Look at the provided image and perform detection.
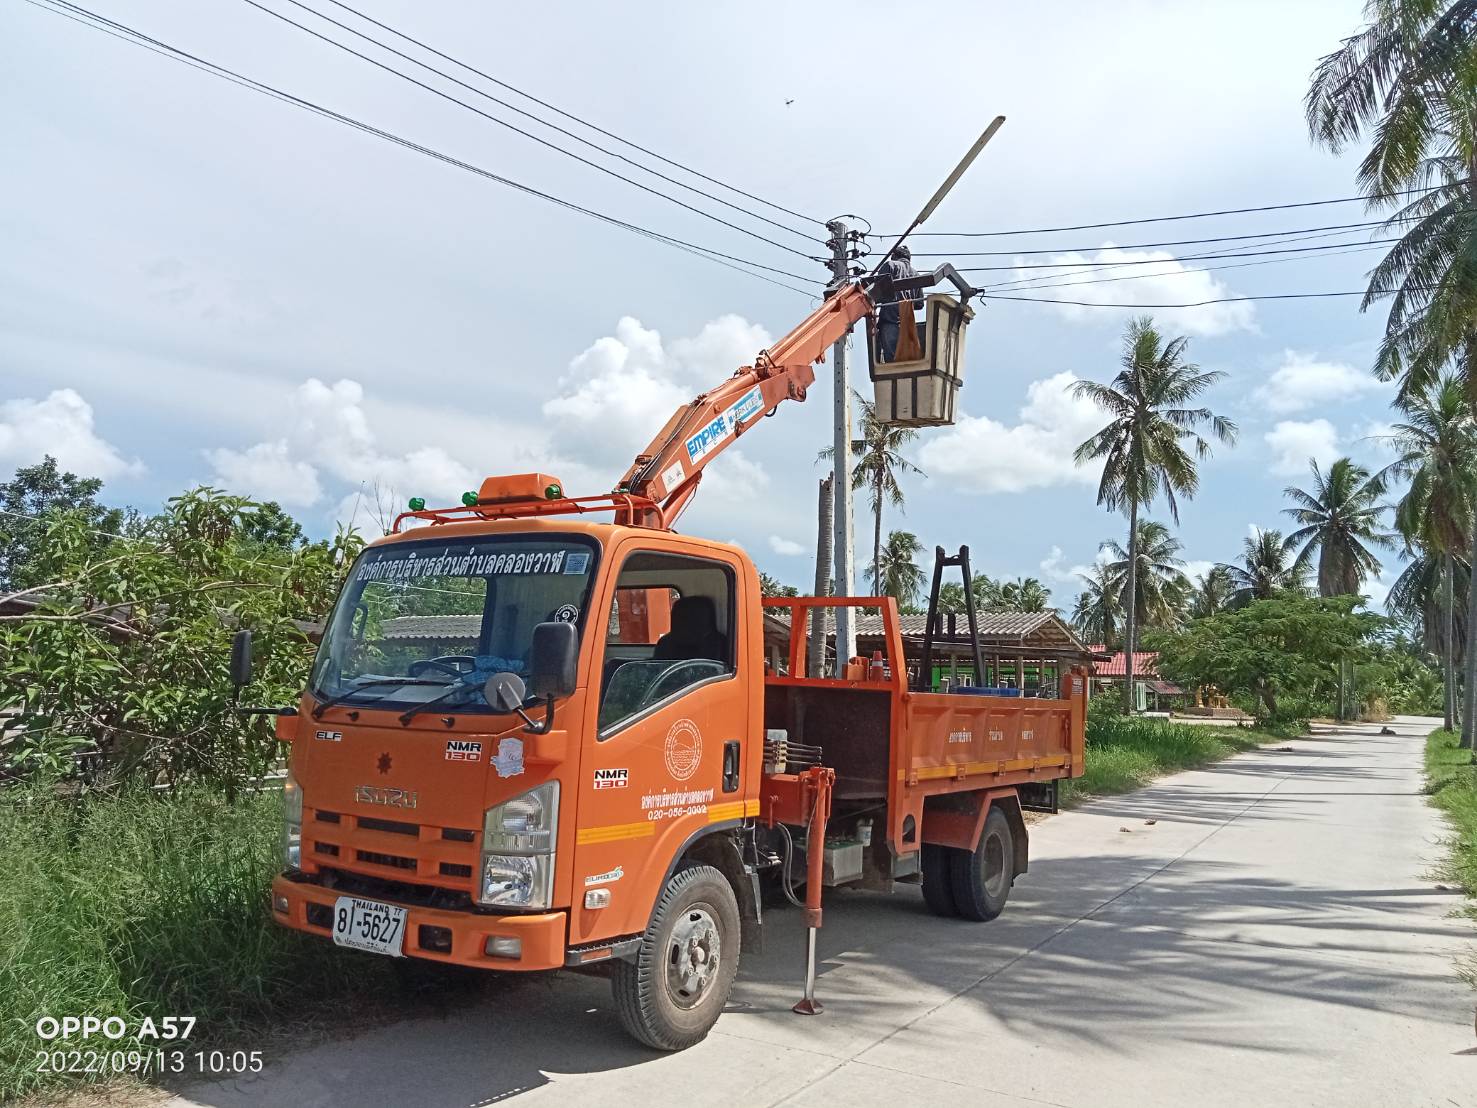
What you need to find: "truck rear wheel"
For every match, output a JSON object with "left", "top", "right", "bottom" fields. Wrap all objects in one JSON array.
[
  {"left": 950, "top": 806, "right": 1014, "bottom": 921},
  {"left": 612, "top": 863, "right": 740, "bottom": 1051},
  {"left": 920, "top": 844, "right": 959, "bottom": 917}
]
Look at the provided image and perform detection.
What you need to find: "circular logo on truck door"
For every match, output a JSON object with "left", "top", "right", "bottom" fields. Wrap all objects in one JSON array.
[{"left": 664, "top": 719, "right": 702, "bottom": 781}]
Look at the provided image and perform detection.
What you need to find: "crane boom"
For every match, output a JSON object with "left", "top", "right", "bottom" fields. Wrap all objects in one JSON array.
[{"left": 616, "top": 283, "right": 875, "bottom": 527}]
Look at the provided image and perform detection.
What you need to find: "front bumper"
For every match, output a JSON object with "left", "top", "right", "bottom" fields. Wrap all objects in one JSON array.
[{"left": 271, "top": 875, "right": 566, "bottom": 970}]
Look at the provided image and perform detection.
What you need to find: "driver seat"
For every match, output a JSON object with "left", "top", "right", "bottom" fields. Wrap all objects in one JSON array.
[{"left": 653, "top": 596, "right": 726, "bottom": 662}]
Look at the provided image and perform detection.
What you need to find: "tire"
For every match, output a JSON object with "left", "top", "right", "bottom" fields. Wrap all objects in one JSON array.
[
  {"left": 612, "top": 864, "right": 740, "bottom": 1051},
  {"left": 950, "top": 806, "right": 1014, "bottom": 922},
  {"left": 920, "top": 843, "right": 959, "bottom": 917}
]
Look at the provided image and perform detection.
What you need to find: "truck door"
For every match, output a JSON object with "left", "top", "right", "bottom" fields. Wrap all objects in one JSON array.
[{"left": 570, "top": 546, "right": 751, "bottom": 947}]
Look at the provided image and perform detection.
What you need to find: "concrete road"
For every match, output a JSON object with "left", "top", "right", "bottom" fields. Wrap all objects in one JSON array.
[{"left": 169, "top": 716, "right": 1475, "bottom": 1108}]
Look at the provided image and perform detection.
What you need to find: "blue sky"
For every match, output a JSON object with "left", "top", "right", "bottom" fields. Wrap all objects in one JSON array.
[{"left": 2, "top": 0, "right": 1406, "bottom": 608}]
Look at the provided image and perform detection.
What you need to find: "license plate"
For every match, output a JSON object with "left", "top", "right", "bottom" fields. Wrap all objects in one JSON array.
[{"left": 331, "top": 896, "right": 407, "bottom": 957}]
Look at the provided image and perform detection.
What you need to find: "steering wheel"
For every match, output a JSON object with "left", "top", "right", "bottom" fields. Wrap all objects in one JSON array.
[
  {"left": 407, "top": 654, "right": 477, "bottom": 679},
  {"left": 635, "top": 659, "right": 725, "bottom": 711}
]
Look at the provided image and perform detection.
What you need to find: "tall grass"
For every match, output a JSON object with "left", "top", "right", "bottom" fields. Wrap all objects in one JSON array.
[
  {"left": 0, "top": 786, "right": 400, "bottom": 1102},
  {"left": 1423, "top": 728, "right": 1477, "bottom": 990},
  {"left": 1062, "top": 710, "right": 1288, "bottom": 805}
]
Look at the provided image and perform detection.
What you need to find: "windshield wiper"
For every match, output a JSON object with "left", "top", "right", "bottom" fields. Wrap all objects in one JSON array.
[
  {"left": 397, "top": 681, "right": 482, "bottom": 726},
  {"left": 312, "top": 677, "right": 449, "bottom": 719}
]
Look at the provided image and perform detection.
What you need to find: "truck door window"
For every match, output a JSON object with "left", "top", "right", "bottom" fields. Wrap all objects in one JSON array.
[{"left": 598, "top": 552, "right": 735, "bottom": 735}]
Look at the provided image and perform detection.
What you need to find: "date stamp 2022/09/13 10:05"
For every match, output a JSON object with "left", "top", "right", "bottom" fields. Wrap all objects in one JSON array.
[{"left": 31, "top": 1015, "right": 264, "bottom": 1080}]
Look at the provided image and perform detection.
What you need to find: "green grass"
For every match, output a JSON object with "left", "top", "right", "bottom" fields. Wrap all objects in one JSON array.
[
  {"left": 0, "top": 785, "right": 411, "bottom": 1103},
  {"left": 1061, "top": 712, "right": 1294, "bottom": 806},
  {"left": 1423, "top": 728, "right": 1477, "bottom": 989}
]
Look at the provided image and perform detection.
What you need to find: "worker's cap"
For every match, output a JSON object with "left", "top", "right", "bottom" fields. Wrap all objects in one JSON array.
[{"left": 890, "top": 245, "right": 911, "bottom": 260}]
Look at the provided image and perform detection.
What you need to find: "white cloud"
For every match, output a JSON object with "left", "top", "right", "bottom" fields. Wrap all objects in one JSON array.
[
  {"left": 1040, "top": 543, "right": 1112, "bottom": 585},
  {"left": 1012, "top": 245, "right": 1257, "bottom": 336},
  {"left": 0, "top": 388, "right": 142, "bottom": 479},
  {"left": 768, "top": 535, "right": 806, "bottom": 556},
  {"left": 918, "top": 372, "right": 1104, "bottom": 494},
  {"left": 204, "top": 440, "right": 321, "bottom": 507},
  {"left": 542, "top": 315, "right": 773, "bottom": 469},
  {"left": 207, "top": 377, "right": 479, "bottom": 523},
  {"left": 1264, "top": 418, "right": 1339, "bottom": 476},
  {"left": 1183, "top": 559, "right": 1216, "bottom": 586},
  {"left": 1252, "top": 350, "right": 1384, "bottom": 414}
]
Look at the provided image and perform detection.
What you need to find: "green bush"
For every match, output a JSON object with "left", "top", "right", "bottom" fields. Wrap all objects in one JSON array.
[
  {"left": 1424, "top": 729, "right": 1477, "bottom": 940},
  {"left": 1064, "top": 711, "right": 1280, "bottom": 804},
  {"left": 0, "top": 786, "right": 399, "bottom": 1101}
]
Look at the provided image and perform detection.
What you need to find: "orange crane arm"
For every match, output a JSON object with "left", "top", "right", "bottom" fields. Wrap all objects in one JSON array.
[{"left": 616, "top": 283, "right": 875, "bottom": 527}]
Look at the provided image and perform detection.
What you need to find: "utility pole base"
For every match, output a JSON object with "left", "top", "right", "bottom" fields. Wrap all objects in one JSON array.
[{"left": 792, "top": 997, "right": 824, "bottom": 1015}]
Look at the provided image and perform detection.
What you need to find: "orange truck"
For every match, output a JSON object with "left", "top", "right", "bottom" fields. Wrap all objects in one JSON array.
[{"left": 234, "top": 273, "right": 1086, "bottom": 1050}]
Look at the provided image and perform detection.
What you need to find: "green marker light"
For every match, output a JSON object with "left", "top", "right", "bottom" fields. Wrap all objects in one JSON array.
[
  {"left": 544, "top": 483, "right": 563, "bottom": 500},
  {"left": 407, "top": 497, "right": 425, "bottom": 512},
  {"left": 461, "top": 491, "right": 479, "bottom": 507}
]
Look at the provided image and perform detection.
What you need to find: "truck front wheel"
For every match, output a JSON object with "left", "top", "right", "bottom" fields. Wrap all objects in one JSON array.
[
  {"left": 950, "top": 806, "right": 1014, "bottom": 921},
  {"left": 612, "top": 864, "right": 740, "bottom": 1050}
]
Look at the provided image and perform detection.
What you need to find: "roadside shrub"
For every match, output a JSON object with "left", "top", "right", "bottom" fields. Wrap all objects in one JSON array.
[
  {"left": 0, "top": 785, "right": 398, "bottom": 1101},
  {"left": 1064, "top": 713, "right": 1276, "bottom": 804}
]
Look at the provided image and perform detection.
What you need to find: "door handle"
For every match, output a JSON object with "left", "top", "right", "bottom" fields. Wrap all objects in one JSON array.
[{"left": 722, "top": 740, "right": 740, "bottom": 793}]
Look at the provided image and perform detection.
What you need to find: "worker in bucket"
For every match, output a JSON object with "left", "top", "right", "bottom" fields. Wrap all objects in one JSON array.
[{"left": 875, "top": 244, "right": 921, "bottom": 362}]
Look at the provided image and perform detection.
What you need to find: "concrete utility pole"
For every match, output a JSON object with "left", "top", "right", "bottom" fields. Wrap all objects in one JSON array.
[
  {"left": 825, "top": 218, "right": 857, "bottom": 675},
  {"left": 809, "top": 474, "right": 834, "bottom": 678}
]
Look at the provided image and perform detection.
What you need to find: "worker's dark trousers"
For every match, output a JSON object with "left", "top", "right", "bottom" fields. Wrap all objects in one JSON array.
[{"left": 877, "top": 320, "right": 899, "bottom": 362}]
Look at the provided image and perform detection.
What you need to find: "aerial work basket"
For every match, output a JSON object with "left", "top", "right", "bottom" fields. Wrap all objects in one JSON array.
[{"left": 865, "top": 292, "right": 975, "bottom": 427}]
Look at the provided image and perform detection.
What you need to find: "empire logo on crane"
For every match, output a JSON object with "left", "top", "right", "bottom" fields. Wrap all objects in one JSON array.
[{"left": 684, "top": 387, "right": 764, "bottom": 465}]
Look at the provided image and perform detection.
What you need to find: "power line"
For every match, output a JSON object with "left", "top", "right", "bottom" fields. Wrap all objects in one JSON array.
[
  {"left": 909, "top": 218, "right": 1395, "bottom": 257},
  {"left": 322, "top": 0, "right": 824, "bottom": 228},
  {"left": 26, "top": 0, "right": 815, "bottom": 297},
  {"left": 979, "top": 241, "right": 1390, "bottom": 295},
  {"left": 238, "top": 0, "right": 823, "bottom": 262},
  {"left": 886, "top": 185, "right": 1446, "bottom": 238},
  {"left": 960, "top": 237, "right": 1401, "bottom": 273},
  {"left": 979, "top": 226, "right": 1387, "bottom": 293},
  {"left": 983, "top": 290, "right": 1369, "bottom": 308},
  {"left": 264, "top": 0, "right": 820, "bottom": 245}
]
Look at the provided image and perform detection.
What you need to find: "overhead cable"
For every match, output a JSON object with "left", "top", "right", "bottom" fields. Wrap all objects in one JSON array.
[
  {"left": 238, "top": 0, "right": 822, "bottom": 262},
  {"left": 321, "top": 0, "right": 826, "bottom": 227},
  {"left": 26, "top": 0, "right": 814, "bottom": 297},
  {"left": 266, "top": 0, "right": 820, "bottom": 244},
  {"left": 887, "top": 185, "right": 1447, "bottom": 238}
]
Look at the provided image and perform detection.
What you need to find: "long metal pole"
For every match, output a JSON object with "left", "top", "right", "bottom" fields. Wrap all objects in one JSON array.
[{"left": 826, "top": 219, "right": 857, "bottom": 674}]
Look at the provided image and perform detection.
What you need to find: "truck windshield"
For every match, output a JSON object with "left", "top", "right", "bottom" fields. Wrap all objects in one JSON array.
[{"left": 309, "top": 534, "right": 599, "bottom": 712}]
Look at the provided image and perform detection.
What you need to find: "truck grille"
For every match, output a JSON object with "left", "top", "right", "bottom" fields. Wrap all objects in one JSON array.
[{"left": 307, "top": 808, "right": 480, "bottom": 895}]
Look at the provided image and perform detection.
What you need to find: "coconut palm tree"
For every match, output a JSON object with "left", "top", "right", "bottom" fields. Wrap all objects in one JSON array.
[
  {"left": 997, "top": 577, "right": 1051, "bottom": 613},
  {"left": 1306, "top": 3, "right": 1477, "bottom": 746},
  {"left": 1222, "top": 529, "right": 1306, "bottom": 607},
  {"left": 1102, "top": 519, "right": 1192, "bottom": 632},
  {"left": 820, "top": 394, "right": 924, "bottom": 595},
  {"left": 1074, "top": 322, "right": 1237, "bottom": 712},
  {"left": 1283, "top": 457, "right": 1394, "bottom": 597},
  {"left": 1072, "top": 562, "right": 1122, "bottom": 648},
  {"left": 1382, "top": 375, "right": 1477, "bottom": 728},
  {"left": 1387, "top": 552, "right": 1470, "bottom": 710},
  {"left": 865, "top": 530, "right": 926, "bottom": 607},
  {"left": 1188, "top": 564, "right": 1235, "bottom": 619}
]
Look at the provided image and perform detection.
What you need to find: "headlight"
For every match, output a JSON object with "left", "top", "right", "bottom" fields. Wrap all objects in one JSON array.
[
  {"left": 478, "top": 782, "right": 558, "bottom": 908},
  {"left": 282, "top": 772, "right": 302, "bottom": 868}
]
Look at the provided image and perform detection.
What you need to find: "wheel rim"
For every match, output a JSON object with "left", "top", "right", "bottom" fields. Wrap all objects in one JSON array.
[
  {"left": 983, "top": 832, "right": 1007, "bottom": 898},
  {"left": 665, "top": 904, "right": 721, "bottom": 1010}
]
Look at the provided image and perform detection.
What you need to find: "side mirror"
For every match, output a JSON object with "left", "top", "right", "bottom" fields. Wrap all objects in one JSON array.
[
  {"left": 230, "top": 629, "right": 254, "bottom": 690},
  {"left": 529, "top": 621, "right": 578, "bottom": 699},
  {"left": 483, "top": 672, "right": 527, "bottom": 713}
]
